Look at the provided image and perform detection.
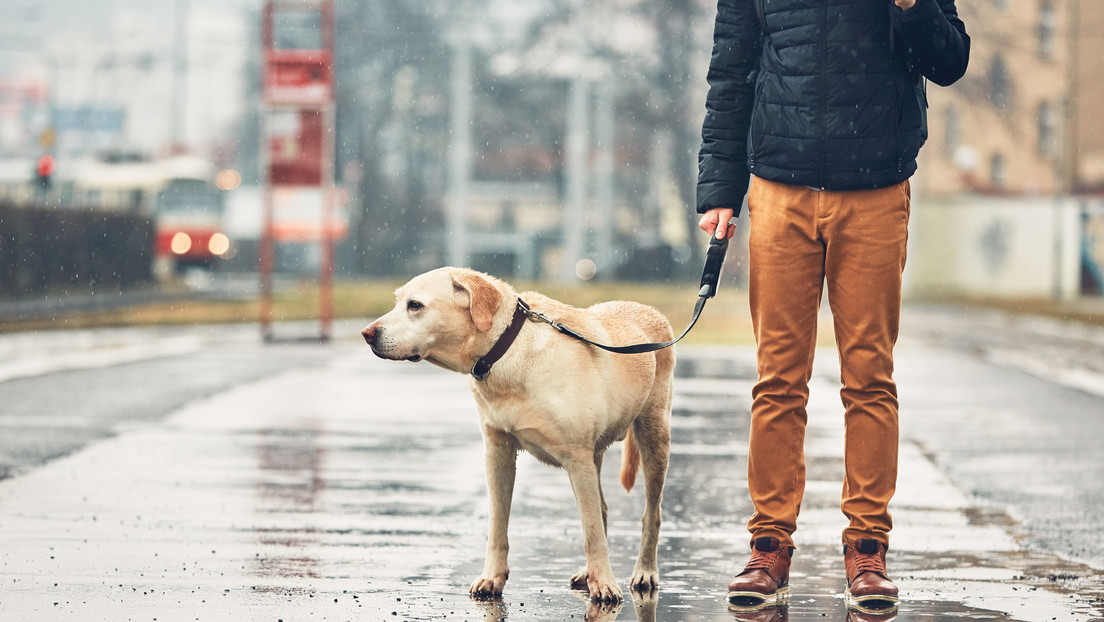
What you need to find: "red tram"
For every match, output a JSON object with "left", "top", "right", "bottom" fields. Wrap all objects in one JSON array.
[{"left": 4, "top": 155, "right": 233, "bottom": 277}]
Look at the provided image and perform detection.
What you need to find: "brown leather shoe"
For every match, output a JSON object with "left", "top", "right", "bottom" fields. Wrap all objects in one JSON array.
[
  {"left": 727, "top": 536, "right": 793, "bottom": 608},
  {"left": 843, "top": 539, "right": 899, "bottom": 611}
]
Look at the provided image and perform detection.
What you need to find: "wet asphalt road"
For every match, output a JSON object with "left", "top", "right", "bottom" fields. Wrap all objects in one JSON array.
[{"left": 0, "top": 310, "right": 1103, "bottom": 621}]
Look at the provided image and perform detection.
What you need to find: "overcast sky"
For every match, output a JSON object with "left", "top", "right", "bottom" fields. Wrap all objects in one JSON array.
[
  {"left": 1, "top": 0, "right": 259, "bottom": 74},
  {"left": 1, "top": 0, "right": 259, "bottom": 154},
  {"left": 4, "top": 0, "right": 258, "bottom": 36}
]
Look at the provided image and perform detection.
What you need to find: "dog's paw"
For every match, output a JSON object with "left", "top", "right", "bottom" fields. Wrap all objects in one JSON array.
[
  {"left": 469, "top": 574, "right": 507, "bottom": 599},
  {"left": 584, "top": 597, "right": 624, "bottom": 622},
  {"left": 628, "top": 565, "right": 659, "bottom": 591},
  {"left": 570, "top": 569, "right": 623, "bottom": 602},
  {"left": 588, "top": 577, "right": 623, "bottom": 603}
]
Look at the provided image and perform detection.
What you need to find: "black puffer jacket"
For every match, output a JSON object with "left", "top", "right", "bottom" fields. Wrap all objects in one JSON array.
[{"left": 696, "top": 0, "right": 970, "bottom": 215}]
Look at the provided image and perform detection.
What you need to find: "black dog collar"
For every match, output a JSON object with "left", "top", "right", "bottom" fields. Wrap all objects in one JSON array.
[{"left": 470, "top": 298, "right": 530, "bottom": 381}]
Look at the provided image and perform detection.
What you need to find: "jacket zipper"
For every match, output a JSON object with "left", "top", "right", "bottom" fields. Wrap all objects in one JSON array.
[
  {"left": 895, "top": 87, "right": 903, "bottom": 174},
  {"left": 817, "top": 0, "right": 828, "bottom": 188},
  {"left": 891, "top": 3, "right": 903, "bottom": 173},
  {"left": 748, "top": 70, "right": 762, "bottom": 171}
]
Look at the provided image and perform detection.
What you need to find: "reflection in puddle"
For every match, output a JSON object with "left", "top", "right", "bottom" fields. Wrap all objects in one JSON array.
[
  {"left": 728, "top": 604, "right": 790, "bottom": 622},
  {"left": 468, "top": 586, "right": 660, "bottom": 622},
  {"left": 253, "top": 425, "right": 325, "bottom": 580},
  {"left": 628, "top": 587, "right": 659, "bottom": 622},
  {"left": 845, "top": 605, "right": 898, "bottom": 621},
  {"left": 470, "top": 596, "right": 509, "bottom": 621}
]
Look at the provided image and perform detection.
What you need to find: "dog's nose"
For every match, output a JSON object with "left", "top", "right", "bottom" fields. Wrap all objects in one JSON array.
[{"left": 361, "top": 324, "right": 377, "bottom": 345}]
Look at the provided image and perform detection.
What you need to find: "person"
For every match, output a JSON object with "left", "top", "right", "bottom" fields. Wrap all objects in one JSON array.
[{"left": 695, "top": 0, "right": 969, "bottom": 611}]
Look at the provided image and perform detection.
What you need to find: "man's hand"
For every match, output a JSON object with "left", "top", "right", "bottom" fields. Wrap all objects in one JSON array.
[
  {"left": 698, "top": 207, "right": 736, "bottom": 240},
  {"left": 895, "top": 0, "right": 916, "bottom": 10}
]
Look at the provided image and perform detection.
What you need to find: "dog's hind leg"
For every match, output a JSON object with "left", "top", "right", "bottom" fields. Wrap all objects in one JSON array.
[
  {"left": 563, "top": 450, "right": 622, "bottom": 602},
  {"left": 629, "top": 385, "right": 672, "bottom": 590}
]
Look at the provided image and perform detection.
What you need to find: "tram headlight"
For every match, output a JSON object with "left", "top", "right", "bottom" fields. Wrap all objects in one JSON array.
[
  {"left": 170, "top": 232, "right": 192, "bottom": 255},
  {"left": 208, "top": 232, "right": 231, "bottom": 256}
]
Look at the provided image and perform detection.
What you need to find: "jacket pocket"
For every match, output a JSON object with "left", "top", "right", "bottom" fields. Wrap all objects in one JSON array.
[{"left": 896, "top": 73, "right": 927, "bottom": 170}]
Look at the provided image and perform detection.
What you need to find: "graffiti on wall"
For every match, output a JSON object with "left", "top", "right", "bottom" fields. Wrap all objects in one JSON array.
[
  {"left": 1083, "top": 202, "right": 1104, "bottom": 296},
  {"left": 981, "top": 218, "right": 1011, "bottom": 277}
]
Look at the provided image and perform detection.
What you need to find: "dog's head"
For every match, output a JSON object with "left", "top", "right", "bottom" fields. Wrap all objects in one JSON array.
[{"left": 362, "top": 267, "right": 508, "bottom": 373}]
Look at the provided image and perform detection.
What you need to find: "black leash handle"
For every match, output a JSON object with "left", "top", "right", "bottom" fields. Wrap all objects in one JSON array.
[
  {"left": 699, "top": 233, "right": 729, "bottom": 298},
  {"left": 535, "top": 234, "right": 729, "bottom": 354}
]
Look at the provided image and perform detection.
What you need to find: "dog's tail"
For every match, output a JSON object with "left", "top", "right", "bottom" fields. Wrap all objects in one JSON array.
[{"left": 620, "top": 426, "right": 641, "bottom": 494}]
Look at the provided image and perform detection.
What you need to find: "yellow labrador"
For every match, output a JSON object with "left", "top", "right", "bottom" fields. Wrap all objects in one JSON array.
[{"left": 362, "top": 267, "right": 673, "bottom": 602}]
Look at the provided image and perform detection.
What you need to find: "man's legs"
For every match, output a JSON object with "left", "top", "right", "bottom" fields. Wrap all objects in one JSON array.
[{"left": 734, "top": 177, "right": 908, "bottom": 608}]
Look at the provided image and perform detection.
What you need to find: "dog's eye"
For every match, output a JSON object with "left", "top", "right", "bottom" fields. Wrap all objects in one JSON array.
[{"left": 406, "top": 299, "right": 424, "bottom": 312}]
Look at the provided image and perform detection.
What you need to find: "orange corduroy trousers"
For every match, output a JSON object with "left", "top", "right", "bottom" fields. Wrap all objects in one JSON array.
[{"left": 745, "top": 175, "right": 910, "bottom": 550}]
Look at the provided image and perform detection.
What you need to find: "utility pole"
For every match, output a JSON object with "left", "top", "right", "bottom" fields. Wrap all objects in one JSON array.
[
  {"left": 172, "top": 0, "right": 189, "bottom": 148},
  {"left": 594, "top": 76, "right": 615, "bottom": 280},
  {"left": 260, "top": 0, "right": 336, "bottom": 342},
  {"left": 446, "top": 35, "right": 472, "bottom": 268},
  {"left": 563, "top": 76, "right": 590, "bottom": 282}
]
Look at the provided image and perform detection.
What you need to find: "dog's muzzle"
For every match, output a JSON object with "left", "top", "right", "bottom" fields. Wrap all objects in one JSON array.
[{"left": 362, "top": 323, "right": 421, "bottom": 362}]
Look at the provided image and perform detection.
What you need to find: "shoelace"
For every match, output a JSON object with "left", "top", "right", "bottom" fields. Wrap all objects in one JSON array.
[
  {"left": 852, "top": 550, "right": 886, "bottom": 575},
  {"left": 746, "top": 548, "right": 783, "bottom": 572}
]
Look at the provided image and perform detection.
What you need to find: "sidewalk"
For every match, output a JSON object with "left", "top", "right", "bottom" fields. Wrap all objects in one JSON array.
[{"left": 1, "top": 336, "right": 1101, "bottom": 621}]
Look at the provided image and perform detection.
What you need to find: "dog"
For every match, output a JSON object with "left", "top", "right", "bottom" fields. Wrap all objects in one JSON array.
[{"left": 361, "top": 267, "right": 674, "bottom": 602}]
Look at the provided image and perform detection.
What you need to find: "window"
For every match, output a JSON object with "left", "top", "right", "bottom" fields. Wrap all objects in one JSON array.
[
  {"left": 989, "top": 56, "right": 1011, "bottom": 109},
  {"left": 1039, "top": 1, "right": 1056, "bottom": 60},
  {"left": 1037, "top": 100, "right": 1059, "bottom": 159}
]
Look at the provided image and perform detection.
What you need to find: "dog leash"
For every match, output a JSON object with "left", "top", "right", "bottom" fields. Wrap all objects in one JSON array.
[
  {"left": 471, "top": 235, "right": 728, "bottom": 380},
  {"left": 527, "top": 234, "right": 728, "bottom": 354}
]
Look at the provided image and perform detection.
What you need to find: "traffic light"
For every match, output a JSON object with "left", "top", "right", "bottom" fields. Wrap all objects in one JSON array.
[{"left": 35, "top": 154, "right": 55, "bottom": 197}]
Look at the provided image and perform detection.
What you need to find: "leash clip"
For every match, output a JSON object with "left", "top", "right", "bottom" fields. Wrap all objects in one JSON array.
[{"left": 524, "top": 307, "right": 554, "bottom": 325}]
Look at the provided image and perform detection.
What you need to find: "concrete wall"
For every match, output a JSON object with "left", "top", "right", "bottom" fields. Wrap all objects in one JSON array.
[{"left": 906, "top": 195, "right": 1082, "bottom": 300}]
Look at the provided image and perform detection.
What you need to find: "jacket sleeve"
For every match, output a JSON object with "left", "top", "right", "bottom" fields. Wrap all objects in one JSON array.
[
  {"left": 893, "top": 0, "right": 970, "bottom": 87},
  {"left": 696, "top": 0, "right": 763, "bottom": 216}
]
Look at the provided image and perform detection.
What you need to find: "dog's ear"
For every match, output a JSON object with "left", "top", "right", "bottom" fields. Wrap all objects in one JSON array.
[{"left": 451, "top": 272, "right": 501, "bottom": 333}]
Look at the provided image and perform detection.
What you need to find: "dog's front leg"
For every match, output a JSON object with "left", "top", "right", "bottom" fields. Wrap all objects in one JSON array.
[
  {"left": 564, "top": 453, "right": 622, "bottom": 602},
  {"left": 470, "top": 428, "right": 518, "bottom": 598}
]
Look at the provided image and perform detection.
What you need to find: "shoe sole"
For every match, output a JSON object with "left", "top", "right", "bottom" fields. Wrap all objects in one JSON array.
[
  {"left": 727, "top": 586, "right": 790, "bottom": 611},
  {"left": 845, "top": 588, "right": 899, "bottom": 613}
]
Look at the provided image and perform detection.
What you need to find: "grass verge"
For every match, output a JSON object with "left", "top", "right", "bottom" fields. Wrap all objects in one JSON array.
[{"left": 2, "top": 278, "right": 759, "bottom": 346}]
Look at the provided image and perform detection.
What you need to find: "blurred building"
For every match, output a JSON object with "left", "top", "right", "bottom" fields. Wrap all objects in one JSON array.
[
  {"left": 0, "top": 80, "right": 49, "bottom": 157},
  {"left": 0, "top": 5, "right": 248, "bottom": 161},
  {"left": 905, "top": 0, "right": 1104, "bottom": 301},
  {"left": 917, "top": 0, "right": 1104, "bottom": 198},
  {"left": 1068, "top": 1, "right": 1104, "bottom": 194}
]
